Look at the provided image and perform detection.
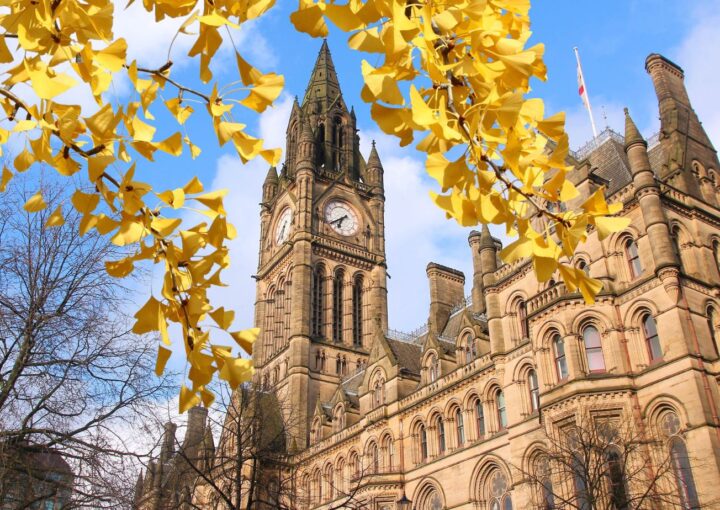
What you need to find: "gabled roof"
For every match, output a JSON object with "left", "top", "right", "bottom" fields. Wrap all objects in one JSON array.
[{"left": 385, "top": 338, "right": 422, "bottom": 376}]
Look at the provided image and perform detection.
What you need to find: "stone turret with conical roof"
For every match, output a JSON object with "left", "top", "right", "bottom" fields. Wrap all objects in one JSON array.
[
  {"left": 624, "top": 108, "right": 679, "bottom": 296},
  {"left": 365, "top": 140, "right": 384, "bottom": 189},
  {"left": 262, "top": 166, "right": 278, "bottom": 203}
]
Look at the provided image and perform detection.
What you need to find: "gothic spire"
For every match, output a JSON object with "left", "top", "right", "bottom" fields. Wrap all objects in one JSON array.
[
  {"left": 301, "top": 39, "right": 344, "bottom": 112},
  {"left": 624, "top": 107, "right": 646, "bottom": 150}
]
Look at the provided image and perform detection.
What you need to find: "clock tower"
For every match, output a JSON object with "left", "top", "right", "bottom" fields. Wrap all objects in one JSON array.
[{"left": 253, "top": 41, "right": 388, "bottom": 449}]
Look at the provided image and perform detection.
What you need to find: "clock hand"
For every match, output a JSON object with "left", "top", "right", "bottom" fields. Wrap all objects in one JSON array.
[
  {"left": 330, "top": 215, "right": 348, "bottom": 226},
  {"left": 279, "top": 224, "right": 286, "bottom": 240}
]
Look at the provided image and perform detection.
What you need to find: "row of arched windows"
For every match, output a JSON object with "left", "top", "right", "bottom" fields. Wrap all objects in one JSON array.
[
  {"left": 301, "top": 406, "right": 700, "bottom": 510},
  {"left": 547, "top": 312, "right": 663, "bottom": 383},
  {"left": 413, "top": 388, "right": 508, "bottom": 464},
  {"left": 310, "top": 265, "right": 367, "bottom": 348},
  {"left": 263, "top": 276, "right": 292, "bottom": 362}
]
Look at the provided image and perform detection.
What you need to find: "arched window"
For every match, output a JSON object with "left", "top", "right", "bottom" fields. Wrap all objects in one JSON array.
[
  {"left": 352, "top": 275, "right": 364, "bottom": 346},
  {"left": 419, "top": 488, "right": 443, "bottom": 510},
  {"left": 419, "top": 424, "right": 428, "bottom": 461},
  {"left": 324, "top": 464, "right": 334, "bottom": 501},
  {"left": 528, "top": 369, "right": 539, "bottom": 412},
  {"left": 462, "top": 332, "right": 477, "bottom": 364},
  {"left": 606, "top": 448, "right": 629, "bottom": 510},
  {"left": 334, "top": 405, "right": 345, "bottom": 433},
  {"left": 496, "top": 389, "right": 507, "bottom": 430},
  {"left": 333, "top": 268, "right": 344, "bottom": 343},
  {"left": 707, "top": 306, "right": 720, "bottom": 357},
  {"left": 314, "top": 470, "right": 322, "bottom": 503},
  {"left": 283, "top": 278, "right": 292, "bottom": 344},
  {"left": 518, "top": 300, "right": 528, "bottom": 339},
  {"left": 311, "top": 265, "right": 325, "bottom": 338},
  {"left": 488, "top": 471, "right": 512, "bottom": 510},
  {"left": 642, "top": 314, "right": 663, "bottom": 362},
  {"left": 455, "top": 407, "right": 465, "bottom": 446},
  {"left": 475, "top": 399, "right": 485, "bottom": 439},
  {"left": 553, "top": 333, "right": 569, "bottom": 380},
  {"left": 578, "top": 259, "right": 590, "bottom": 276},
  {"left": 670, "top": 438, "right": 700, "bottom": 509},
  {"left": 582, "top": 325, "right": 606, "bottom": 373},
  {"left": 427, "top": 353, "right": 439, "bottom": 383},
  {"left": 625, "top": 238, "right": 642, "bottom": 279},
  {"left": 382, "top": 435, "right": 394, "bottom": 471},
  {"left": 372, "top": 377, "right": 384, "bottom": 408},
  {"left": 368, "top": 442, "right": 379, "bottom": 474},
  {"left": 535, "top": 457, "right": 554, "bottom": 510},
  {"left": 263, "top": 287, "right": 276, "bottom": 361},
  {"left": 335, "top": 459, "right": 345, "bottom": 494},
  {"left": 713, "top": 240, "right": 720, "bottom": 274},
  {"left": 350, "top": 451, "right": 360, "bottom": 480},
  {"left": 436, "top": 416, "right": 446, "bottom": 455}
]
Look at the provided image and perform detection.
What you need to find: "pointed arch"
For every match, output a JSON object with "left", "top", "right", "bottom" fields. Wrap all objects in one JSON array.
[{"left": 333, "top": 267, "right": 345, "bottom": 343}]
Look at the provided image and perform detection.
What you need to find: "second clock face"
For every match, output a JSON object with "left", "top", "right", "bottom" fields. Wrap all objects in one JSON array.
[
  {"left": 324, "top": 200, "right": 359, "bottom": 236},
  {"left": 275, "top": 208, "right": 293, "bottom": 245}
]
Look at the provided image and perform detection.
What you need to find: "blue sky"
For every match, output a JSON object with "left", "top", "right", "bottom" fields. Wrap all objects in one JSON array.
[{"left": 107, "top": 0, "right": 720, "bottom": 340}]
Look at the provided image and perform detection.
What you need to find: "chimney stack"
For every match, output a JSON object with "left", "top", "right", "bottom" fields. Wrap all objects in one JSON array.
[{"left": 426, "top": 263, "right": 465, "bottom": 335}]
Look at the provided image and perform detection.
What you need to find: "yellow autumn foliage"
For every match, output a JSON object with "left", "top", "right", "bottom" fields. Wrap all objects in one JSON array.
[{"left": 0, "top": 0, "right": 628, "bottom": 411}]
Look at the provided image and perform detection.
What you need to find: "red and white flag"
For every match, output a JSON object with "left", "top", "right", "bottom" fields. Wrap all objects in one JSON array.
[
  {"left": 577, "top": 65, "right": 590, "bottom": 110},
  {"left": 574, "top": 47, "right": 598, "bottom": 138}
]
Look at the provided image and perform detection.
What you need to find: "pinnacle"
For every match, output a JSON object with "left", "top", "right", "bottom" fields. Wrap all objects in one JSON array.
[
  {"left": 480, "top": 224, "right": 495, "bottom": 249},
  {"left": 367, "top": 140, "right": 383, "bottom": 169},
  {"left": 623, "top": 107, "right": 646, "bottom": 151},
  {"left": 264, "top": 165, "right": 278, "bottom": 184}
]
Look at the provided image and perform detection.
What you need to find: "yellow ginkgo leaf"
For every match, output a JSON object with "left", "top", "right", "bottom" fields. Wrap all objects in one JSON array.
[
  {"left": 230, "top": 328, "right": 259, "bottom": 354},
  {"left": 132, "top": 296, "right": 162, "bottom": 334},
  {"left": 0, "top": 166, "right": 13, "bottom": 191},
  {"left": 179, "top": 385, "right": 201, "bottom": 413},
  {"left": 45, "top": 206, "right": 65, "bottom": 227},
  {"left": 24, "top": 191, "right": 46, "bottom": 212},
  {"left": 105, "top": 257, "right": 134, "bottom": 278},
  {"left": 210, "top": 307, "right": 235, "bottom": 329},
  {"left": 155, "top": 346, "right": 172, "bottom": 376}
]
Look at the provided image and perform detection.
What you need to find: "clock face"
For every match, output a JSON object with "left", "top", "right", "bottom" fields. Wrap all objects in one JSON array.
[
  {"left": 324, "top": 200, "right": 359, "bottom": 236},
  {"left": 274, "top": 208, "right": 293, "bottom": 245}
]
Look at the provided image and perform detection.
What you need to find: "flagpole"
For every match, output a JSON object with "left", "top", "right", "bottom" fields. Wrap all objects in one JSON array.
[{"left": 574, "top": 46, "right": 599, "bottom": 139}]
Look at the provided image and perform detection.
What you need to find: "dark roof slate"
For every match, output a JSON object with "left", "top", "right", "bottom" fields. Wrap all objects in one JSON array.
[{"left": 386, "top": 338, "right": 422, "bottom": 376}]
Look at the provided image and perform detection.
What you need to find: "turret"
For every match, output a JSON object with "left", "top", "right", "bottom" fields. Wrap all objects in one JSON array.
[
  {"left": 468, "top": 230, "right": 486, "bottom": 314},
  {"left": 295, "top": 117, "right": 316, "bottom": 175},
  {"left": 426, "top": 263, "right": 465, "bottom": 335},
  {"left": 365, "top": 141, "right": 384, "bottom": 189},
  {"left": 625, "top": 108, "right": 680, "bottom": 298},
  {"left": 134, "top": 471, "right": 144, "bottom": 506},
  {"left": 645, "top": 54, "right": 718, "bottom": 196},
  {"left": 159, "top": 421, "right": 176, "bottom": 463},
  {"left": 262, "top": 166, "right": 278, "bottom": 203},
  {"left": 184, "top": 405, "right": 208, "bottom": 453},
  {"left": 478, "top": 225, "right": 505, "bottom": 355}
]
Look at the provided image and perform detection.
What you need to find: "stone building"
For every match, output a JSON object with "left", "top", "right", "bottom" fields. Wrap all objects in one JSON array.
[
  {"left": 135, "top": 406, "right": 216, "bottom": 509},
  {"left": 159, "top": 42, "right": 720, "bottom": 509}
]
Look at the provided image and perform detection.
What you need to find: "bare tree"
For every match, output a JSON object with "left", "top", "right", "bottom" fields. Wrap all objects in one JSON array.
[
  {"left": 519, "top": 412, "right": 707, "bottom": 510},
  {"left": 138, "top": 383, "right": 370, "bottom": 510},
  {"left": 0, "top": 178, "right": 173, "bottom": 509}
]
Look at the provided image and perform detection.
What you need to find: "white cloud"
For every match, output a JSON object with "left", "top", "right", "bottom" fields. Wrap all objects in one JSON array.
[{"left": 673, "top": 1, "right": 720, "bottom": 147}]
